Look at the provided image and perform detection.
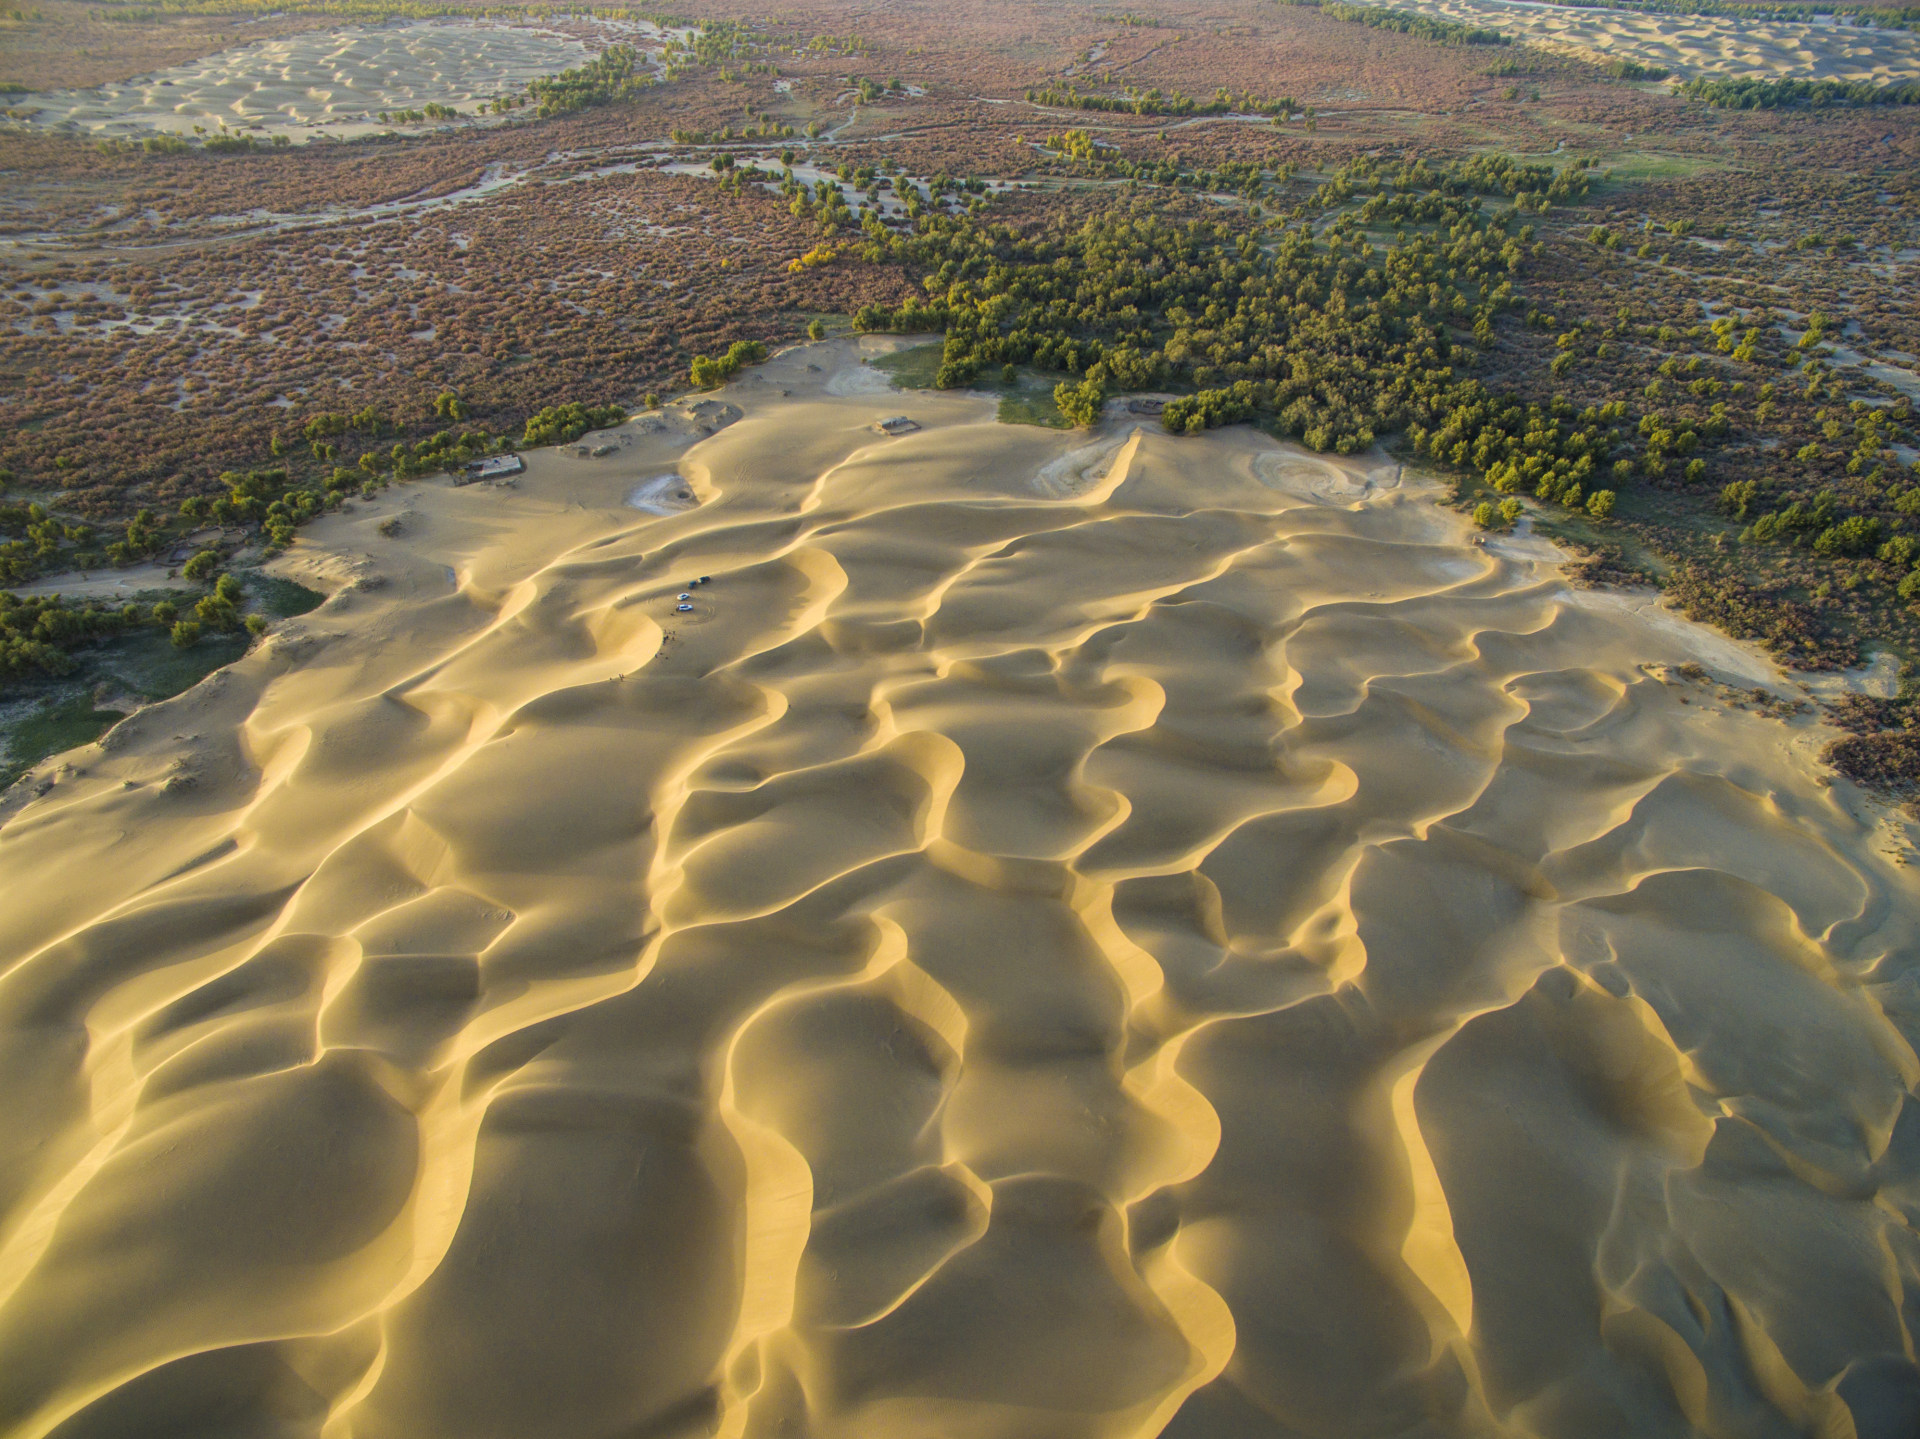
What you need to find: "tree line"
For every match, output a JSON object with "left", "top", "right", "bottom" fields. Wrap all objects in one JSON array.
[
  {"left": 1026, "top": 82, "right": 1300, "bottom": 118},
  {"left": 1304, "top": 1, "right": 1511, "bottom": 47},
  {"left": 1677, "top": 75, "right": 1920, "bottom": 108}
]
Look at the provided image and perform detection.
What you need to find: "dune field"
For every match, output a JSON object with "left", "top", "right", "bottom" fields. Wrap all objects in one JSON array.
[
  {"left": 1371, "top": 0, "right": 1920, "bottom": 82},
  {"left": 19, "top": 22, "right": 601, "bottom": 142},
  {"left": 0, "top": 340, "right": 1916, "bottom": 1438}
]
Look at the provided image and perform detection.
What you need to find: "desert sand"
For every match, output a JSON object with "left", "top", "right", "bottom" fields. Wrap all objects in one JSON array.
[
  {"left": 1378, "top": 0, "right": 1920, "bottom": 82},
  {"left": 20, "top": 21, "right": 598, "bottom": 142},
  {"left": 0, "top": 339, "right": 1915, "bottom": 1438}
]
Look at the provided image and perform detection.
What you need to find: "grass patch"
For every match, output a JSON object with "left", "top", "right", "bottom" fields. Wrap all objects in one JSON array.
[
  {"left": 0, "top": 694, "right": 126, "bottom": 789},
  {"left": 795, "top": 310, "right": 851, "bottom": 336},
  {"left": 870, "top": 342, "right": 944, "bottom": 389},
  {"left": 1528, "top": 506, "right": 1672, "bottom": 580},
  {"left": 94, "top": 628, "right": 249, "bottom": 699},
  {"left": 1594, "top": 152, "right": 1731, "bottom": 185},
  {"left": 247, "top": 573, "right": 325, "bottom": 618},
  {"left": 1, "top": 627, "right": 249, "bottom": 789},
  {"left": 870, "top": 347, "right": 1071, "bottom": 425},
  {"left": 997, "top": 383, "right": 1072, "bottom": 429}
]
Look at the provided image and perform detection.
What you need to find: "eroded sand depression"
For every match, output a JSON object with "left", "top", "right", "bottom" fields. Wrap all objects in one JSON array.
[{"left": 1, "top": 342, "right": 1917, "bottom": 1439}]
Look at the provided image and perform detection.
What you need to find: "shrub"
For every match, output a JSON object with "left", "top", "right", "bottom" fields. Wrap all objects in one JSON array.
[
  {"left": 689, "top": 340, "right": 770, "bottom": 389},
  {"left": 522, "top": 401, "right": 627, "bottom": 446},
  {"left": 1054, "top": 377, "right": 1106, "bottom": 428},
  {"left": 182, "top": 550, "right": 219, "bottom": 582},
  {"left": 1879, "top": 536, "right": 1918, "bottom": 569},
  {"left": 170, "top": 620, "right": 202, "bottom": 648},
  {"left": 1813, "top": 516, "right": 1882, "bottom": 556}
]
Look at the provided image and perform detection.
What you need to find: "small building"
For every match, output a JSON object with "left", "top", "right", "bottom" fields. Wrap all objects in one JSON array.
[
  {"left": 458, "top": 454, "right": 525, "bottom": 484},
  {"left": 1125, "top": 398, "right": 1167, "bottom": 416},
  {"left": 874, "top": 415, "right": 918, "bottom": 435}
]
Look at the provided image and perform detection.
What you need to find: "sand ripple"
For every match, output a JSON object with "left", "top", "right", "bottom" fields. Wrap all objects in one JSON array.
[{"left": 1, "top": 373, "right": 1916, "bottom": 1437}]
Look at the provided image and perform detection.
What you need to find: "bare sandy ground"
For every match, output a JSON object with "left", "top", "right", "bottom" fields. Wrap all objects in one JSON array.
[
  {"left": 0, "top": 338, "right": 1916, "bottom": 1438},
  {"left": 19, "top": 21, "right": 597, "bottom": 143},
  {"left": 1380, "top": 0, "right": 1920, "bottom": 81}
]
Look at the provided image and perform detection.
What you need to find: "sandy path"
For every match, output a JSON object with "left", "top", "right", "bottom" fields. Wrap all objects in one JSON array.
[{"left": 0, "top": 339, "right": 1915, "bottom": 1437}]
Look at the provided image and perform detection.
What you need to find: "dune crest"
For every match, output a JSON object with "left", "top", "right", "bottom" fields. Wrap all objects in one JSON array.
[{"left": 0, "top": 344, "right": 1916, "bottom": 1438}]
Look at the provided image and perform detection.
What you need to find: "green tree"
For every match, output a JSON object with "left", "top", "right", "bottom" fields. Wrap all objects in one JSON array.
[
  {"left": 689, "top": 340, "right": 770, "bottom": 389},
  {"left": 1813, "top": 516, "right": 1881, "bottom": 556},
  {"left": 1054, "top": 377, "right": 1105, "bottom": 428}
]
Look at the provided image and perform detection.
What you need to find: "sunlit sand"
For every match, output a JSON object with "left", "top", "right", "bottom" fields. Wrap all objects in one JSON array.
[{"left": 0, "top": 340, "right": 1911, "bottom": 1436}]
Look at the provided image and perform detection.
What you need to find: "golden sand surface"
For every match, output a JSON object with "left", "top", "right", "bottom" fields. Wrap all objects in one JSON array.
[
  {"left": 1, "top": 339, "right": 1917, "bottom": 1438},
  {"left": 1378, "top": 0, "right": 1920, "bottom": 82}
]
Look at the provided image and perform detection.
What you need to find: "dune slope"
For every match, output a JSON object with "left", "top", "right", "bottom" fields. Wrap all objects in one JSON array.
[{"left": 0, "top": 345, "right": 1916, "bottom": 1439}]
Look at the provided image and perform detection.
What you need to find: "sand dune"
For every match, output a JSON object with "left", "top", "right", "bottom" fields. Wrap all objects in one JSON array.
[
  {"left": 1, "top": 339, "right": 1916, "bottom": 1438},
  {"left": 1378, "top": 0, "right": 1920, "bottom": 82},
  {"left": 21, "top": 22, "right": 598, "bottom": 142}
]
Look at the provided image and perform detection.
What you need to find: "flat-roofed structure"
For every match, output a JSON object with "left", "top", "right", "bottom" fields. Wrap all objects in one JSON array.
[{"left": 458, "top": 454, "right": 526, "bottom": 484}]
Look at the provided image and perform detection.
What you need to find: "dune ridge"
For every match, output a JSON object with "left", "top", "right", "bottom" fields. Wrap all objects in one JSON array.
[{"left": 0, "top": 343, "right": 1916, "bottom": 1439}]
